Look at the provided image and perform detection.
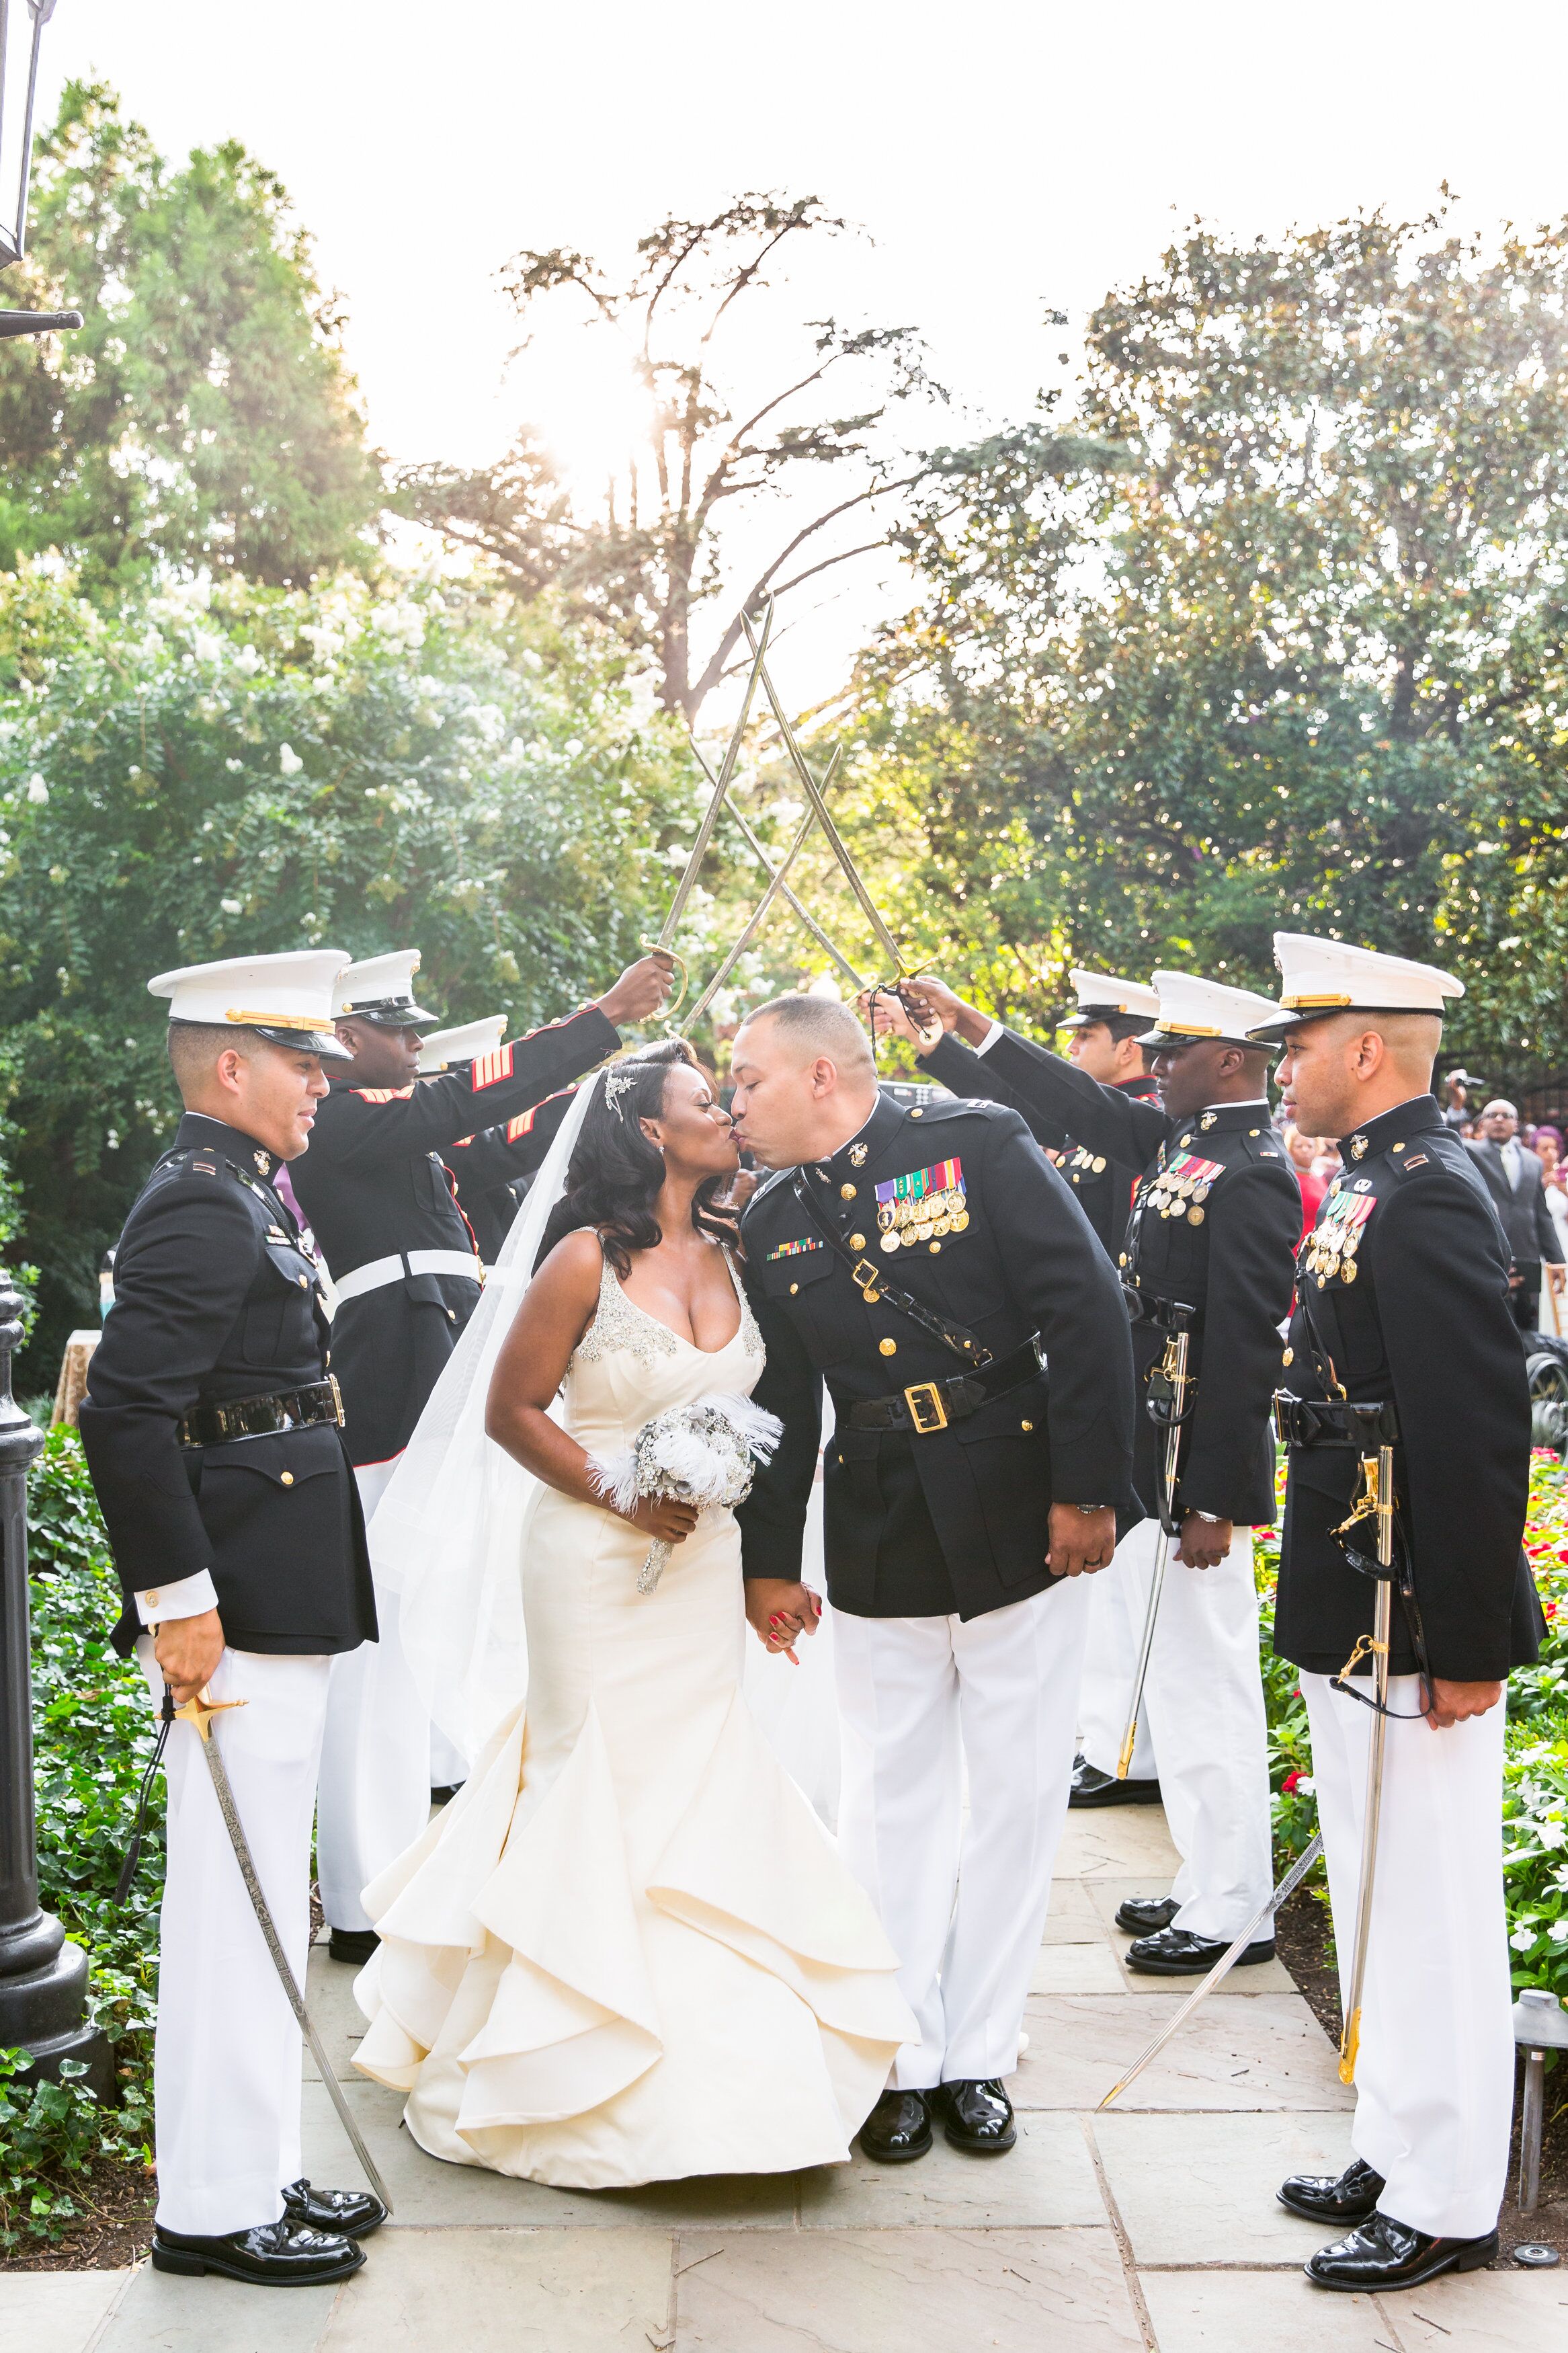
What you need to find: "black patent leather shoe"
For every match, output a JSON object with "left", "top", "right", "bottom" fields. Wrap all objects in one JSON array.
[
  {"left": 1069, "top": 1757, "right": 1163, "bottom": 1808},
  {"left": 858, "top": 2089, "right": 933, "bottom": 2163},
  {"left": 328, "top": 1926, "right": 380, "bottom": 1965},
  {"left": 1305, "top": 2210, "right": 1499, "bottom": 2292},
  {"left": 1278, "top": 2155, "right": 1385, "bottom": 2225},
  {"left": 1114, "top": 1894, "right": 1180, "bottom": 1936},
  {"left": 282, "top": 2178, "right": 386, "bottom": 2239},
  {"left": 930, "top": 2077, "right": 1016, "bottom": 2154},
  {"left": 429, "top": 1784, "right": 462, "bottom": 1806},
  {"left": 1125, "top": 1925, "right": 1274, "bottom": 1975},
  {"left": 151, "top": 2219, "right": 365, "bottom": 2286}
]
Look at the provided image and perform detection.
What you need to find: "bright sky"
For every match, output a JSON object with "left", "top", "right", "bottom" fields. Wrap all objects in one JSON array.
[{"left": 36, "top": 1, "right": 1568, "bottom": 709}]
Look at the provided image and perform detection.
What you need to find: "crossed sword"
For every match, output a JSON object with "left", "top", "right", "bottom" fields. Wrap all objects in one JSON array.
[
  {"left": 170, "top": 1686, "right": 394, "bottom": 2211},
  {"left": 654, "top": 600, "right": 911, "bottom": 1020}
]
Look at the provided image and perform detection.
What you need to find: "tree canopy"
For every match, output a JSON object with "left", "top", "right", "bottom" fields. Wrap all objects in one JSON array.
[
  {"left": 399, "top": 195, "right": 944, "bottom": 719},
  {"left": 839, "top": 206, "right": 1568, "bottom": 1073},
  {"left": 0, "top": 81, "right": 382, "bottom": 590}
]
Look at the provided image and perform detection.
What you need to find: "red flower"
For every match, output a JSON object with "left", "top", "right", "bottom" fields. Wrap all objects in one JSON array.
[
  {"left": 1546, "top": 1601, "right": 1559, "bottom": 1620},
  {"left": 1282, "top": 1770, "right": 1302, "bottom": 1794}
]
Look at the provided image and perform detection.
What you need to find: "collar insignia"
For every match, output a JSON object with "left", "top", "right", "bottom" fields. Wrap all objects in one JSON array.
[
  {"left": 1350, "top": 1133, "right": 1368, "bottom": 1159},
  {"left": 849, "top": 1142, "right": 868, "bottom": 1168},
  {"left": 253, "top": 1150, "right": 272, "bottom": 1174},
  {"left": 1200, "top": 1112, "right": 1216, "bottom": 1129}
]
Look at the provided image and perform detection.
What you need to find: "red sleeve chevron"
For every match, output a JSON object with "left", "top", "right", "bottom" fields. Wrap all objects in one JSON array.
[
  {"left": 352, "top": 1084, "right": 417, "bottom": 1103},
  {"left": 470, "top": 1042, "right": 515, "bottom": 1091}
]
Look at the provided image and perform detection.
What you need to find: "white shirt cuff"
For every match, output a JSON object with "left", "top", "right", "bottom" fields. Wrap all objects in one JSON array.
[
  {"left": 974, "top": 1021, "right": 1004, "bottom": 1055},
  {"left": 134, "top": 1569, "right": 219, "bottom": 1627}
]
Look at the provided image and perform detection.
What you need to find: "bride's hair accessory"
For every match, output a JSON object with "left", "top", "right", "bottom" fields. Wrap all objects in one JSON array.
[
  {"left": 602, "top": 1064, "right": 641, "bottom": 1119},
  {"left": 589, "top": 1394, "right": 782, "bottom": 1593}
]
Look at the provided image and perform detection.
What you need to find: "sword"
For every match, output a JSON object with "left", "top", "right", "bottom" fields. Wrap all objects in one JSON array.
[
  {"left": 1336, "top": 1443, "right": 1395, "bottom": 2084},
  {"left": 685, "top": 787, "right": 832, "bottom": 1028},
  {"left": 739, "top": 610, "right": 908, "bottom": 978},
  {"left": 1098, "top": 1832, "right": 1325, "bottom": 2108},
  {"left": 173, "top": 1686, "right": 394, "bottom": 2212},
  {"left": 1116, "top": 1320, "right": 1194, "bottom": 1779},
  {"left": 650, "top": 602, "right": 776, "bottom": 1008},
  {"left": 688, "top": 742, "right": 866, "bottom": 993}
]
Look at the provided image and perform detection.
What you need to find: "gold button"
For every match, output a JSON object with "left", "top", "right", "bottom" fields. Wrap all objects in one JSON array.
[
  {"left": 145, "top": 1589, "right": 160, "bottom": 1606},
  {"left": 1282, "top": 1347, "right": 1293, "bottom": 1366},
  {"left": 850, "top": 1233, "right": 866, "bottom": 1250},
  {"left": 1021, "top": 1419, "right": 1034, "bottom": 1432},
  {"left": 1119, "top": 1253, "right": 1127, "bottom": 1266},
  {"left": 1249, "top": 1127, "right": 1260, "bottom": 1137},
  {"left": 790, "top": 1281, "right": 799, "bottom": 1295},
  {"left": 298, "top": 1273, "right": 309, "bottom": 1287},
  {"left": 879, "top": 1337, "right": 897, "bottom": 1356},
  {"left": 840, "top": 1183, "right": 857, "bottom": 1199},
  {"left": 1180, "top": 1133, "right": 1192, "bottom": 1146},
  {"left": 447, "top": 1309, "right": 457, "bottom": 1320},
  {"left": 280, "top": 1472, "right": 294, "bottom": 1486},
  {"left": 911, "top": 1107, "right": 923, "bottom": 1117},
  {"left": 1393, "top": 1142, "right": 1405, "bottom": 1152},
  {"left": 930, "top": 1240, "right": 942, "bottom": 1252}
]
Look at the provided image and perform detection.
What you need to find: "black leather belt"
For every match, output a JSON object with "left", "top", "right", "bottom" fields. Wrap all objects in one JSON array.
[
  {"left": 1122, "top": 1286, "right": 1197, "bottom": 1334},
  {"left": 848, "top": 1337, "right": 1044, "bottom": 1436},
  {"left": 177, "top": 1376, "right": 343, "bottom": 1450},
  {"left": 1273, "top": 1392, "right": 1399, "bottom": 1450}
]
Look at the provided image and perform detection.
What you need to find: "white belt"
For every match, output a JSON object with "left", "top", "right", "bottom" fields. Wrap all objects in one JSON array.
[{"left": 333, "top": 1247, "right": 483, "bottom": 1303}]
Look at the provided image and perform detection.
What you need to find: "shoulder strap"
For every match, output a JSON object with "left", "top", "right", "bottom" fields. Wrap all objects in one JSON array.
[{"left": 790, "top": 1170, "right": 992, "bottom": 1368}]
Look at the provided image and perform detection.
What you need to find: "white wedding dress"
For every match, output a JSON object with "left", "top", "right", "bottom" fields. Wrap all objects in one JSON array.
[{"left": 352, "top": 1246, "right": 912, "bottom": 2188}]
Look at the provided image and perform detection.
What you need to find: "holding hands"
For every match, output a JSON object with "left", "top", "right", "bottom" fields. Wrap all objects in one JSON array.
[{"left": 745, "top": 1576, "right": 823, "bottom": 1664}]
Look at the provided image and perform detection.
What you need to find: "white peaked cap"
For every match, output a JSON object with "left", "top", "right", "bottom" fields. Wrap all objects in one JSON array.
[
  {"left": 1247, "top": 934, "right": 1464, "bottom": 1042},
  {"left": 417, "top": 1015, "right": 507, "bottom": 1074},
  {"left": 331, "top": 949, "right": 436, "bottom": 1024},
  {"left": 1138, "top": 970, "right": 1284, "bottom": 1048},
  {"left": 149, "top": 949, "right": 352, "bottom": 1058},
  {"left": 1059, "top": 967, "right": 1161, "bottom": 1028}
]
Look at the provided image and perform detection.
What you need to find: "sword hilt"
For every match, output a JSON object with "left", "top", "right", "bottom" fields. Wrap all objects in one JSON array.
[{"left": 173, "top": 1686, "right": 247, "bottom": 1743}]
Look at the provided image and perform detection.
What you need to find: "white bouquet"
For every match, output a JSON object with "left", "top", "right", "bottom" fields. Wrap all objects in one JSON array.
[{"left": 589, "top": 1393, "right": 783, "bottom": 1593}]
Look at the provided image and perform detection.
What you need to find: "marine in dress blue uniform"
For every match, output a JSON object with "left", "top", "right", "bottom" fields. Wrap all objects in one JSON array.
[
  {"left": 903, "top": 970, "right": 1301, "bottom": 1970},
  {"left": 79, "top": 953, "right": 384, "bottom": 2288},
  {"left": 1250, "top": 937, "right": 1540, "bottom": 2295}
]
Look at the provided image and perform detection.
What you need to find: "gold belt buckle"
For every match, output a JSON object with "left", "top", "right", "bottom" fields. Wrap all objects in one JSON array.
[
  {"left": 904, "top": 1381, "right": 948, "bottom": 1433},
  {"left": 327, "top": 1373, "right": 345, "bottom": 1426}
]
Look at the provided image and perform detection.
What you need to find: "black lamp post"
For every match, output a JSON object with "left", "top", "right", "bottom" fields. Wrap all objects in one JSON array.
[
  {"left": 1, "top": 0, "right": 82, "bottom": 340},
  {"left": 0, "top": 1269, "right": 110, "bottom": 2091}
]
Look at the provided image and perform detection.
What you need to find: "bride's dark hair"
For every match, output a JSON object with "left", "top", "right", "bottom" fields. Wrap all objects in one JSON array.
[{"left": 536, "top": 1039, "right": 731, "bottom": 1276}]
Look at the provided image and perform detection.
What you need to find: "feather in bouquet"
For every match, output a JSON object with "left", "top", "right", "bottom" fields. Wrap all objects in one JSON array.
[{"left": 589, "top": 1393, "right": 783, "bottom": 1593}]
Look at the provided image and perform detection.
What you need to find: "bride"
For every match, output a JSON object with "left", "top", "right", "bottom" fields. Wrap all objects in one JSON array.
[{"left": 352, "top": 1040, "right": 913, "bottom": 2188}]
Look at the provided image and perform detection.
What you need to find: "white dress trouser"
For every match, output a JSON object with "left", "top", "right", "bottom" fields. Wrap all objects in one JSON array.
[
  {"left": 138, "top": 1642, "right": 329, "bottom": 2237},
  {"left": 316, "top": 1458, "right": 431, "bottom": 1931},
  {"left": 1305, "top": 1671, "right": 1513, "bottom": 2239},
  {"left": 1081, "top": 1517, "right": 1271, "bottom": 1938},
  {"left": 1077, "top": 1530, "right": 1159, "bottom": 1780},
  {"left": 833, "top": 1578, "right": 1091, "bottom": 2091}
]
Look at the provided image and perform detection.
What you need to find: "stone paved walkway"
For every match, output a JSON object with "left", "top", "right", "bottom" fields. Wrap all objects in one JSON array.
[{"left": 6, "top": 1804, "right": 1554, "bottom": 2351}]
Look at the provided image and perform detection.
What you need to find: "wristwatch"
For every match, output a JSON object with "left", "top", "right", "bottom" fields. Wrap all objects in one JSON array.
[
  {"left": 1191, "top": 1510, "right": 1223, "bottom": 1524},
  {"left": 1069, "top": 1503, "right": 1111, "bottom": 1513}
]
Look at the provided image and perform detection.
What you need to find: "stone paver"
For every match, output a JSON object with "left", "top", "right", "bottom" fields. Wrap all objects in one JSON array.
[
  {"left": 10, "top": 1787, "right": 1538, "bottom": 2350},
  {"left": 1139, "top": 2271, "right": 1391, "bottom": 2350},
  {"left": 1094, "top": 2109, "right": 1356, "bottom": 2262},
  {"left": 0, "top": 2269, "right": 126, "bottom": 2353},
  {"left": 319, "top": 2229, "right": 671, "bottom": 2350},
  {"left": 799, "top": 2114, "right": 1104, "bottom": 2229},
  {"left": 672, "top": 2225, "right": 1144, "bottom": 2351},
  {"left": 1016, "top": 1991, "right": 1354, "bottom": 2111}
]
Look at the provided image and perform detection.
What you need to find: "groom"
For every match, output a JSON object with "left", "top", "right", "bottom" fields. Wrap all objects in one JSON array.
[{"left": 731, "top": 994, "right": 1137, "bottom": 2162}]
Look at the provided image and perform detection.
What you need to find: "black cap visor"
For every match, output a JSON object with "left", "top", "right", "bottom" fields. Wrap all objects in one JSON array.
[{"left": 335, "top": 995, "right": 438, "bottom": 1031}]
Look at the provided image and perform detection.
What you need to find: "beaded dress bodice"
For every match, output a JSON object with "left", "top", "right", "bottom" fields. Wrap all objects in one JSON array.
[{"left": 561, "top": 1244, "right": 764, "bottom": 1456}]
